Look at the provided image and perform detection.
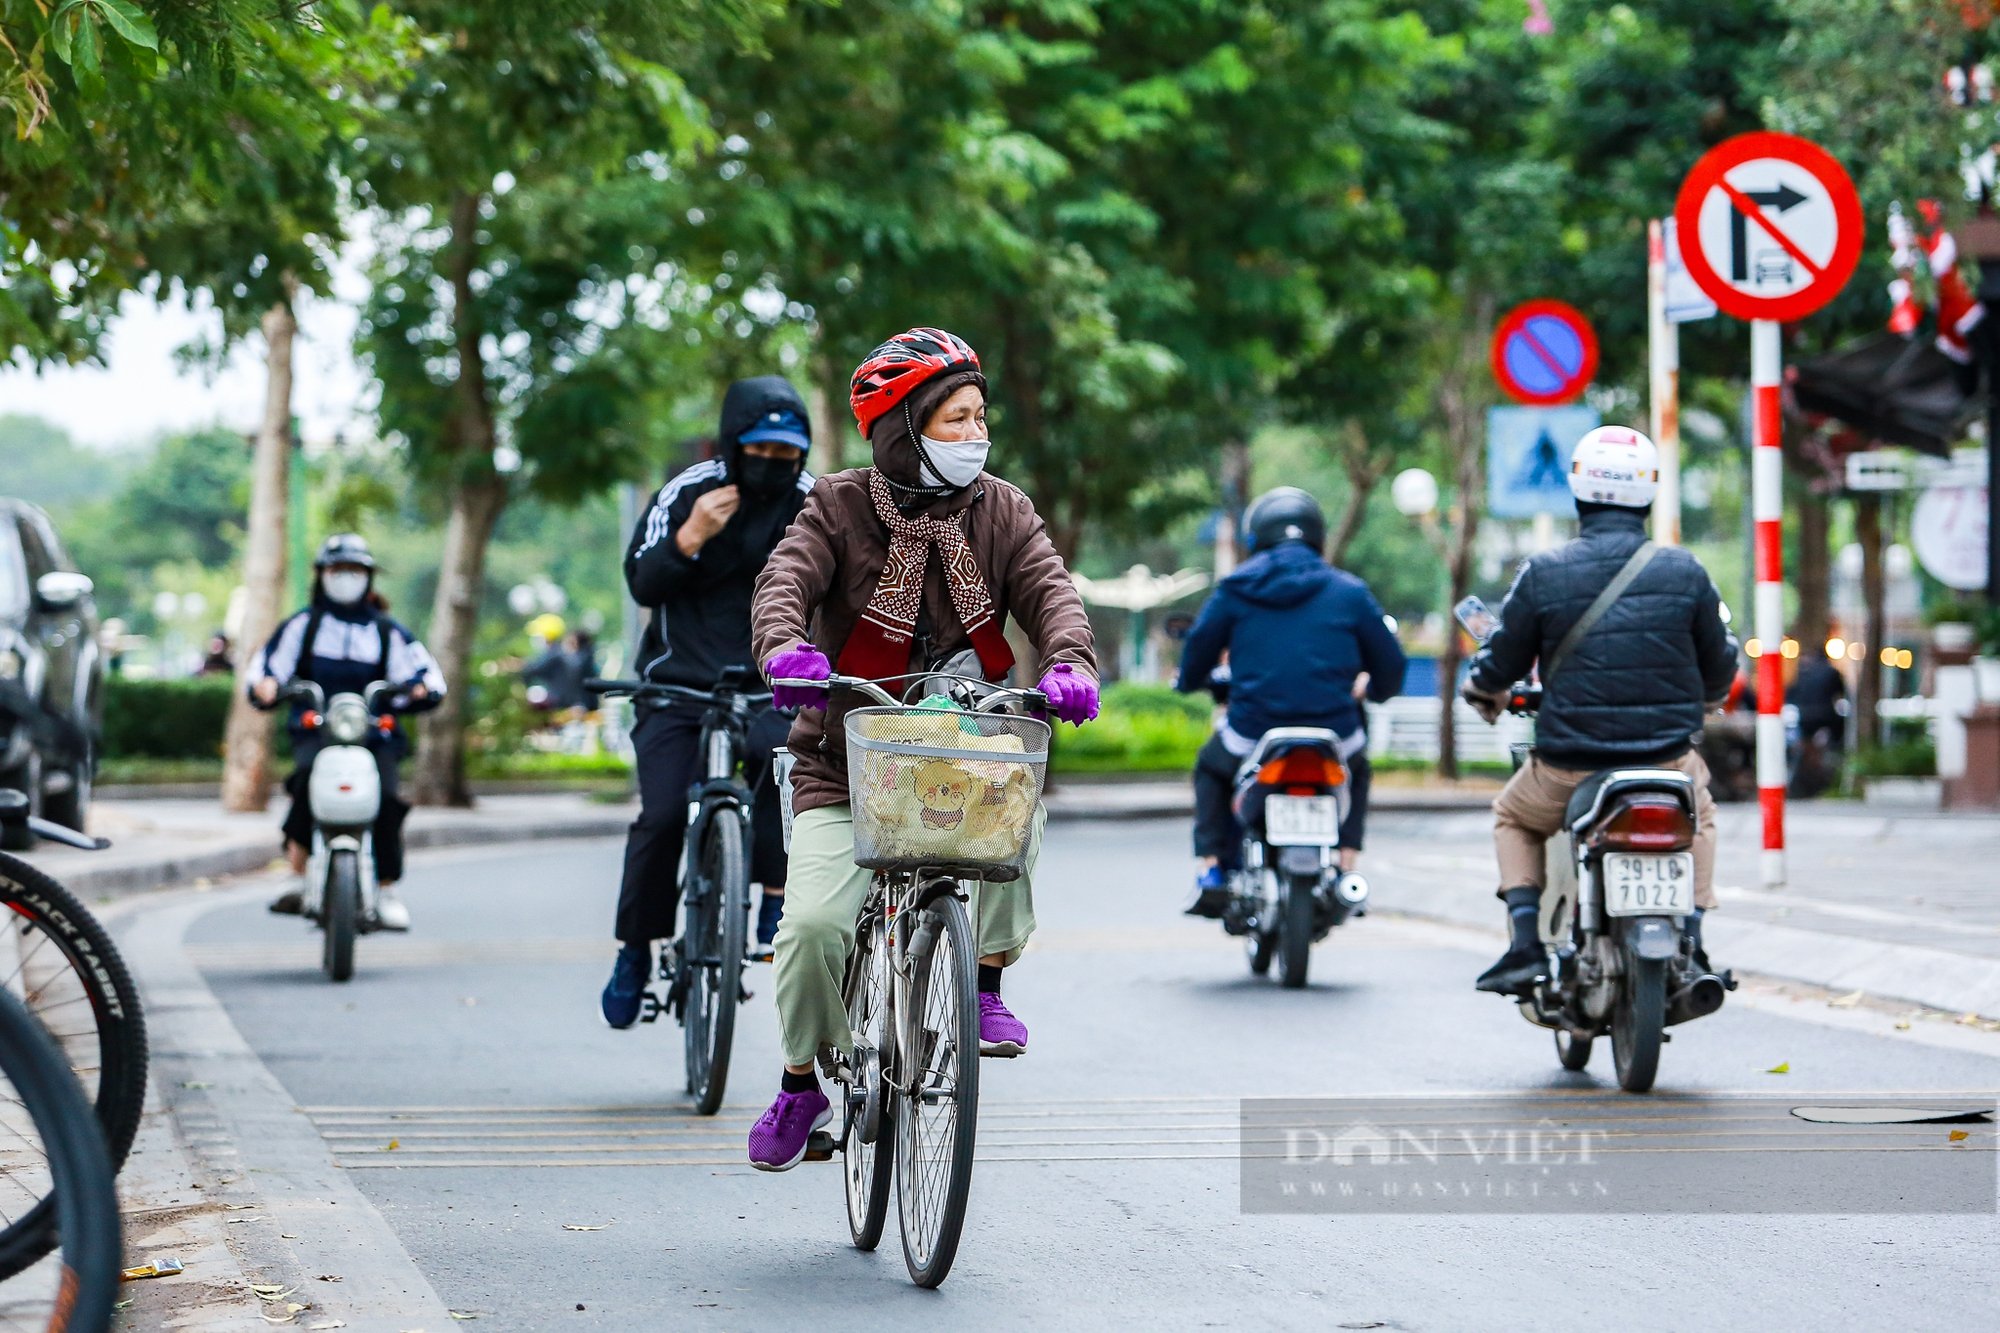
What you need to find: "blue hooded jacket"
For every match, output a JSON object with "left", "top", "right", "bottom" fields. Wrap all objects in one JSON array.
[{"left": 1174, "top": 541, "right": 1408, "bottom": 742}]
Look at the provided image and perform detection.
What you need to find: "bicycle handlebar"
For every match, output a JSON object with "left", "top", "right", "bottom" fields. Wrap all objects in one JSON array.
[
  {"left": 585, "top": 678, "right": 776, "bottom": 709},
  {"left": 772, "top": 671, "right": 1050, "bottom": 715}
]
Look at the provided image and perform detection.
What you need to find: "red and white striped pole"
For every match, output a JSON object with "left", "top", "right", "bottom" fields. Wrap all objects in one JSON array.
[{"left": 1751, "top": 319, "right": 1786, "bottom": 888}]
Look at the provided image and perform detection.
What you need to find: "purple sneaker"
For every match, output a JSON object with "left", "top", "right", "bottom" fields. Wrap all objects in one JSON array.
[
  {"left": 978, "top": 993, "right": 1027, "bottom": 1058},
  {"left": 746, "top": 1088, "right": 832, "bottom": 1172}
]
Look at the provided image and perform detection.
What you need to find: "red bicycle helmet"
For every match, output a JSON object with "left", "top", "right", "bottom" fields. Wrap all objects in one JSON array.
[{"left": 849, "top": 327, "right": 980, "bottom": 438}]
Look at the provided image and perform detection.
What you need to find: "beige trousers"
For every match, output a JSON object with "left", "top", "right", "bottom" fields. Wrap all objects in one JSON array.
[
  {"left": 772, "top": 803, "right": 1041, "bottom": 1069},
  {"left": 1492, "top": 750, "right": 1719, "bottom": 910}
]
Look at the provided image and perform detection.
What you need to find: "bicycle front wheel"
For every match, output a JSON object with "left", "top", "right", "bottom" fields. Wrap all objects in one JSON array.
[
  {"left": 0, "top": 987, "right": 122, "bottom": 1331},
  {"left": 894, "top": 889, "right": 979, "bottom": 1288},
  {"left": 0, "top": 852, "right": 147, "bottom": 1284},
  {"left": 685, "top": 806, "right": 746, "bottom": 1117}
]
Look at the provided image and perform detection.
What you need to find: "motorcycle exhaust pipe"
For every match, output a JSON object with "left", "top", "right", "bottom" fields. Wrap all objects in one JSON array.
[
  {"left": 1667, "top": 973, "right": 1728, "bottom": 1026},
  {"left": 1331, "top": 872, "right": 1369, "bottom": 908}
]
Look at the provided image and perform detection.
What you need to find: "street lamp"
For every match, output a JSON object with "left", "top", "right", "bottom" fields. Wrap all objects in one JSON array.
[{"left": 1391, "top": 467, "right": 1439, "bottom": 520}]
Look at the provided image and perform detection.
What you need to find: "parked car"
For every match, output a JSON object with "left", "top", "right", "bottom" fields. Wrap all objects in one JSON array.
[{"left": 0, "top": 499, "right": 102, "bottom": 848}]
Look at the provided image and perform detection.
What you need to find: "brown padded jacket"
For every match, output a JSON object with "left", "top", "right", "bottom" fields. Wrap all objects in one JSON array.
[{"left": 751, "top": 467, "right": 1098, "bottom": 814}]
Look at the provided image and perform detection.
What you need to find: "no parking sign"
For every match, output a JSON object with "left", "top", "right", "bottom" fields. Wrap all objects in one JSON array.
[{"left": 1490, "top": 300, "right": 1598, "bottom": 406}]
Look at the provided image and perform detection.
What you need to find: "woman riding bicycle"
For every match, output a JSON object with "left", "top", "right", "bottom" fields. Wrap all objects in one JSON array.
[{"left": 747, "top": 326, "right": 1099, "bottom": 1170}]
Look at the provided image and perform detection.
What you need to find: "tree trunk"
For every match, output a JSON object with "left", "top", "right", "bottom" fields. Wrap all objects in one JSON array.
[
  {"left": 1216, "top": 439, "right": 1252, "bottom": 576},
  {"left": 1856, "top": 493, "right": 1886, "bottom": 751},
  {"left": 220, "top": 287, "right": 298, "bottom": 812},
  {"left": 810, "top": 349, "right": 843, "bottom": 473},
  {"left": 1432, "top": 294, "right": 1494, "bottom": 781},
  {"left": 410, "top": 472, "right": 509, "bottom": 806},
  {"left": 1793, "top": 486, "right": 1831, "bottom": 655},
  {"left": 410, "top": 189, "right": 505, "bottom": 808},
  {"left": 1327, "top": 421, "right": 1388, "bottom": 568}
]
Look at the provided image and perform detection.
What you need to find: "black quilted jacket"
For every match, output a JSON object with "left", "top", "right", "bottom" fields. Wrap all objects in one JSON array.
[{"left": 1468, "top": 507, "right": 1739, "bottom": 769}]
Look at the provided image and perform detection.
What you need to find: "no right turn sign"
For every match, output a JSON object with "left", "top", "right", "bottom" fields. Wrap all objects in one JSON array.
[{"left": 1673, "top": 132, "right": 1862, "bottom": 323}]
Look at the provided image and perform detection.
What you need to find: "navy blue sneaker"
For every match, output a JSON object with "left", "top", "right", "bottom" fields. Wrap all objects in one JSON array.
[
  {"left": 1183, "top": 864, "right": 1230, "bottom": 919},
  {"left": 600, "top": 943, "right": 650, "bottom": 1029},
  {"left": 753, "top": 892, "right": 785, "bottom": 960}
]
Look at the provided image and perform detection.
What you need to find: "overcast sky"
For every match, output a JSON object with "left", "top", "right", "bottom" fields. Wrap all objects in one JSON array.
[{"left": 0, "top": 262, "right": 373, "bottom": 451}]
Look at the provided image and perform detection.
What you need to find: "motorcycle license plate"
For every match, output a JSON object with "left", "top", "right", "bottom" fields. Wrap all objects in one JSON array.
[
  {"left": 1265, "top": 795, "right": 1340, "bottom": 846},
  {"left": 1604, "top": 853, "right": 1696, "bottom": 916}
]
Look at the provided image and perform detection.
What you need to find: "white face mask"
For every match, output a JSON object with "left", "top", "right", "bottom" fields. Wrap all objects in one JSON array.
[
  {"left": 322, "top": 570, "right": 370, "bottom": 605},
  {"left": 918, "top": 434, "right": 990, "bottom": 489}
]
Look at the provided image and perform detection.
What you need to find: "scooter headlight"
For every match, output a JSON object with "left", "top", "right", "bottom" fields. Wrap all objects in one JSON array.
[{"left": 325, "top": 697, "right": 371, "bottom": 745}]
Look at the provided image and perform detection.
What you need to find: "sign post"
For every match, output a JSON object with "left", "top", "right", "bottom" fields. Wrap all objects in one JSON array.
[{"left": 1675, "top": 131, "right": 1863, "bottom": 888}]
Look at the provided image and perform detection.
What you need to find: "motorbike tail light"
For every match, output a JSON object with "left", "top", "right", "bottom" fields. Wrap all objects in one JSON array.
[
  {"left": 1597, "top": 798, "right": 1693, "bottom": 852},
  {"left": 1257, "top": 750, "right": 1346, "bottom": 790},
  {"left": 301, "top": 711, "right": 323, "bottom": 730}
]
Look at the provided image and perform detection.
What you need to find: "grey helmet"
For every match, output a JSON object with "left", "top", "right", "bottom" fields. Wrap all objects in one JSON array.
[
  {"left": 313, "top": 533, "right": 378, "bottom": 571},
  {"left": 1244, "top": 487, "right": 1326, "bottom": 554}
]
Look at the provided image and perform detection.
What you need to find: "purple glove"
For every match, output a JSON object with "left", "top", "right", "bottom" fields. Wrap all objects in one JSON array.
[
  {"left": 766, "top": 642, "right": 831, "bottom": 711},
  {"left": 1038, "top": 663, "right": 1099, "bottom": 727}
]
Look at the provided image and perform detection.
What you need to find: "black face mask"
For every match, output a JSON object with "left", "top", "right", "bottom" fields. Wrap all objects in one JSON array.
[{"left": 736, "top": 453, "right": 801, "bottom": 501}]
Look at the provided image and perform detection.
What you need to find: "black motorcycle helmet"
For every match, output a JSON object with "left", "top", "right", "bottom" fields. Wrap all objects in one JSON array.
[{"left": 1243, "top": 487, "right": 1326, "bottom": 554}]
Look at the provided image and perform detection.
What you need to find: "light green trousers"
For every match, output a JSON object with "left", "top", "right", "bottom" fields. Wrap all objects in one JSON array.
[{"left": 772, "top": 803, "right": 1042, "bottom": 1069}]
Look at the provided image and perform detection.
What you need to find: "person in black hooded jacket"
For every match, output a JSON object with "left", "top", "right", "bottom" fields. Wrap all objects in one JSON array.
[{"left": 600, "top": 376, "right": 814, "bottom": 1029}]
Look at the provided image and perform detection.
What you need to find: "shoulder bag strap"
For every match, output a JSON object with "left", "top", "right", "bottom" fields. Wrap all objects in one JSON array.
[
  {"left": 295, "top": 606, "right": 325, "bottom": 684},
  {"left": 1543, "top": 541, "right": 1659, "bottom": 682}
]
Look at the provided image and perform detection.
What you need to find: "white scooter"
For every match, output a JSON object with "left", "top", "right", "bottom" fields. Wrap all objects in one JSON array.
[{"left": 273, "top": 679, "right": 407, "bottom": 982}]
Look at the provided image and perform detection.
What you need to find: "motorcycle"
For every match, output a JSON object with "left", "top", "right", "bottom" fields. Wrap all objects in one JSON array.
[
  {"left": 269, "top": 678, "right": 413, "bottom": 982},
  {"left": 1455, "top": 597, "right": 1733, "bottom": 1093},
  {"left": 1207, "top": 668, "right": 1369, "bottom": 988}
]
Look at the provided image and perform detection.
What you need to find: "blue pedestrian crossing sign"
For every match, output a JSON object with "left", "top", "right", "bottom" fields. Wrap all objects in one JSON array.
[{"left": 1487, "top": 405, "right": 1600, "bottom": 519}]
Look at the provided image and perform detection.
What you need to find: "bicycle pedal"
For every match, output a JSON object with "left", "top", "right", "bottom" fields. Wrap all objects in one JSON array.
[
  {"left": 638, "top": 992, "right": 664, "bottom": 1024},
  {"left": 803, "top": 1130, "right": 837, "bottom": 1162}
]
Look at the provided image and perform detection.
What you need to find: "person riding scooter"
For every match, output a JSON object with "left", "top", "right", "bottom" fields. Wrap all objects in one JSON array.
[
  {"left": 1461, "top": 426, "right": 1738, "bottom": 996},
  {"left": 1175, "top": 487, "right": 1407, "bottom": 917},
  {"left": 250, "top": 534, "right": 445, "bottom": 930}
]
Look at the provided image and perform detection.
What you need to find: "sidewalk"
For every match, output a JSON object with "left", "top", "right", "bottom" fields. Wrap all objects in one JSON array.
[{"left": 1366, "top": 802, "right": 2000, "bottom": 1018}]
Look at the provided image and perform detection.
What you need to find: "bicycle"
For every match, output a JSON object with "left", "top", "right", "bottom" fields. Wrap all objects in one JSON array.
[
  {"left": 0, "top": 789, "right": 147, "bottom": 1287},
  {"left": 0, "top": 972, "right": 123, "bottom": 1332},
  {"left": 586, "top": 668, "right": 773, "bottom": 1117},
  {"left": 773, "top": 670, "right": 1049, "bottom": 1289}
]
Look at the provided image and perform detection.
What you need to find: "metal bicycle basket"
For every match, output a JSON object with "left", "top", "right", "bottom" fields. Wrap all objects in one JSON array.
[{"left": 844, "top": 705, "right": 1051, "bottom": 882}]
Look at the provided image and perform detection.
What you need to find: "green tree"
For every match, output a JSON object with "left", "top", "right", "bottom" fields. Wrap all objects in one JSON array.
[{"left": 352, "top": 0, "right": 781, "bottom": 805}]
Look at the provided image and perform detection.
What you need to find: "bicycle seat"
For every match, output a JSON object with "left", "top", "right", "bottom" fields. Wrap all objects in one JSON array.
[{"left": 1563, "top": 768, "right": 1695, "bottom": 833}]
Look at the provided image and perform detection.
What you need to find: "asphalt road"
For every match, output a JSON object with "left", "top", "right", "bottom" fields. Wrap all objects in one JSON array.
[{"left": 138, "top": 817, "right": 2000, "bottom": 1330}]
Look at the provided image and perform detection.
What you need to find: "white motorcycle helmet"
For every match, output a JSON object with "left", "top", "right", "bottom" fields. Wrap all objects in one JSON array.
[{"left": 1567, "top": 425, "right": 1659, "bottom": 508}]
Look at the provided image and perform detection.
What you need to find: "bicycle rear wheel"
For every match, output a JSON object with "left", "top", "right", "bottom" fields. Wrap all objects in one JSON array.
[
  {"left": 685, "top": 806, "right": 746, "bottom": 1117},
  {"left": 894, "top": 889, "right": 979, "bottom": 1288},
  {"left": 0, "top": 853, "right": 147, "bottom": 1284},
  {"left": 0, "top": 986, "right": 122, "bottom": 1331},
  {"left": 842, "top": 908, "right": 894, "bottom": 1251}
]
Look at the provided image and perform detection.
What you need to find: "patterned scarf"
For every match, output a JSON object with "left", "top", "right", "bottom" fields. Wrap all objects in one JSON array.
[{"left": 837, "top": 469, "right": 1017, "bottom": 684}]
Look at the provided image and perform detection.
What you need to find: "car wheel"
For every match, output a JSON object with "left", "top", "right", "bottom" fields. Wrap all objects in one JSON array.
[{"left": 0, "top": 749, "right": 42, "bottom": 851}]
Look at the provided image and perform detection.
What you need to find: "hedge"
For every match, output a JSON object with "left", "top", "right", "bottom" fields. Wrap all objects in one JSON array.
[
  {"left": 100, "top": 676, "right": 237, "bottom": 760},
  {"left": 1051, "top": 681, "right": 1212, "bottom": 775}
]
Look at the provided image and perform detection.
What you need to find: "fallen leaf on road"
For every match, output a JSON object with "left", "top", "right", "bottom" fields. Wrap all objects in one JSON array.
[
  {"left": 307, "top": 1323, "right": 347, "bottom": 1330},
  {"left": 384, "top": 1139, "right": 400, "bottom": 1151},
  {"left": 226, "top": 1216, "right": 264, "bottom": 1224},
  {"left": 449, "top": 1313, "right": 480, "bottom": 1321},
  {"left": 181, "top": 1081, "right": 212, "bottom": 1091},
  {"left": 222, "top": 1203, "right": 259, "bottom": 1211},
  {"left": 561, "top": 1223, "right": 609, "bottom": 1232},
  {"left": 250, "top": 1284, "right": 297, "bottom": 1302},
  {"left": 316, "top": 1275, "right": 343, "bottom": 1283},
  {"left": 1765, "top": 1062, "right": 1790, "bottom": 1074},
  {"left": 1956, "top": 1012, "right": 1980, "bottom": 1026},
  {"left": 1894, "top": 1020, "right": 1912, "bottom": 1031},
  {"left": 281, "top": 1233, "right": 299, "bottom": 1240},
  {"left": 1949, "top": 1130, "right": 1971, "bottom": 1142},
  {"left": 1827, "top": 991, "right": 1862, "bottom": 1008}
]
